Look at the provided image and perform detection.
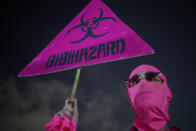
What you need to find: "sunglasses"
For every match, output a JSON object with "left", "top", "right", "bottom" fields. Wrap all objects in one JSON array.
[{"left": 125, "top": 71, "right": 164, "bottom": 88}]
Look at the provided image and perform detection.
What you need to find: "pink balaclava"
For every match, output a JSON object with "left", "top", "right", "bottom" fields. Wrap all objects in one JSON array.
[{"left": 128, "top": 65, "right": 172, "bottom": 131}]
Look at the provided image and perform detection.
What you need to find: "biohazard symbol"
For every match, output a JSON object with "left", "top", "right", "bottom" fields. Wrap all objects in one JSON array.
[{"left": 65, "top": 8, "right": 117, "bottom": 43}]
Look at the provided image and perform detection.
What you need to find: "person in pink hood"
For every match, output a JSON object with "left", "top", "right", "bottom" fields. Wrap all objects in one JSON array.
[
  {"left": 45, "top": 98, "right": 78, "bottom": 131},
  {"left": 126, "top": 65, "right": 180, "bottom": 131}
]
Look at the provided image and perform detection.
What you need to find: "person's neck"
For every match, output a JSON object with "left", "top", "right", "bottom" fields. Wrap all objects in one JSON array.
[{"left": 161, "top": 124, "right": 168, "bottom": 131}]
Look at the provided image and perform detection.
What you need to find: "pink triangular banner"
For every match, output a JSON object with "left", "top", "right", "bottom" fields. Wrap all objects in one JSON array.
[{"left": 18, "top": 0, "right": 154, "bottom": 77}]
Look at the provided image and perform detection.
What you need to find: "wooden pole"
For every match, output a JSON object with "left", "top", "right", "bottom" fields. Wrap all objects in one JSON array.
[{"left": 70, "top": 67, "right": 81, "bottom": 99}]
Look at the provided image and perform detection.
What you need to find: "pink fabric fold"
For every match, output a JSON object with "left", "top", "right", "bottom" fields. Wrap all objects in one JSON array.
[{"left": 45, "top": 115, "right": 76, "bottom": 131}]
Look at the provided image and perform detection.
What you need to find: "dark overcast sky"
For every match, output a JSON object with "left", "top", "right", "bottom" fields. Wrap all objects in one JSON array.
[{"left": 1, "top": 0, "right": 196, "bottom": 130}]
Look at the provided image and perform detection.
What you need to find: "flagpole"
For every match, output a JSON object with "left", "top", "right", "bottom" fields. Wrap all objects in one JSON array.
[{"left": 71, "top": 67, "right": 81, "bottom": 99}]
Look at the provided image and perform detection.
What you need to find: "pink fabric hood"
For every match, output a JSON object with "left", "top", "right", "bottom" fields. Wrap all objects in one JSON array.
[{"left": 128, "top": 65, "right": 173, "bottom": 131}]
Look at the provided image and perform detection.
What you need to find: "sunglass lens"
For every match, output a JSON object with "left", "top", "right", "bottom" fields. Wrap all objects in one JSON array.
[
  {"left": 145, "top": 72, "right": 157, "bottom": 81},
  {"left": 130, "top": 75, "right": 141, "bottom": 86}
]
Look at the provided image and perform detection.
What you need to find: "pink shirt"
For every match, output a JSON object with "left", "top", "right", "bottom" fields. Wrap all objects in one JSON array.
[
  {"left": 130, "top": 126, "right": 181, "bottom": 131},
  {"left": 45, "top": 115, "right": 76, "bottom": 131}
]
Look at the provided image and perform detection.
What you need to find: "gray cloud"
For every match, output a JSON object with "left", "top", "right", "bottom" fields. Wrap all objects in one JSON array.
[
  {"left": 0, "top": 76, "right": 132, "bottom": 131},
  {"left": 0, "top": 77, "right": 72, "bottom": 131}
]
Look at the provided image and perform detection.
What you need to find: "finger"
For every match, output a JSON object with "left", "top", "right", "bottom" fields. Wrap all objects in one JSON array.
[
  {"left": 67, "top": 98, "right": 75, "bottom": 108},
  {"left": 72, "top": 98, "right": 78, "bottom": 114},
  {"left": 65, "top": 99, "right": 73, "bottom": 111},
  {"left": 74, "top": 99, "right": 77, "bottom": 109},
  {"left": 73, "top": 99, "right": 78, "bottom": 124}
]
